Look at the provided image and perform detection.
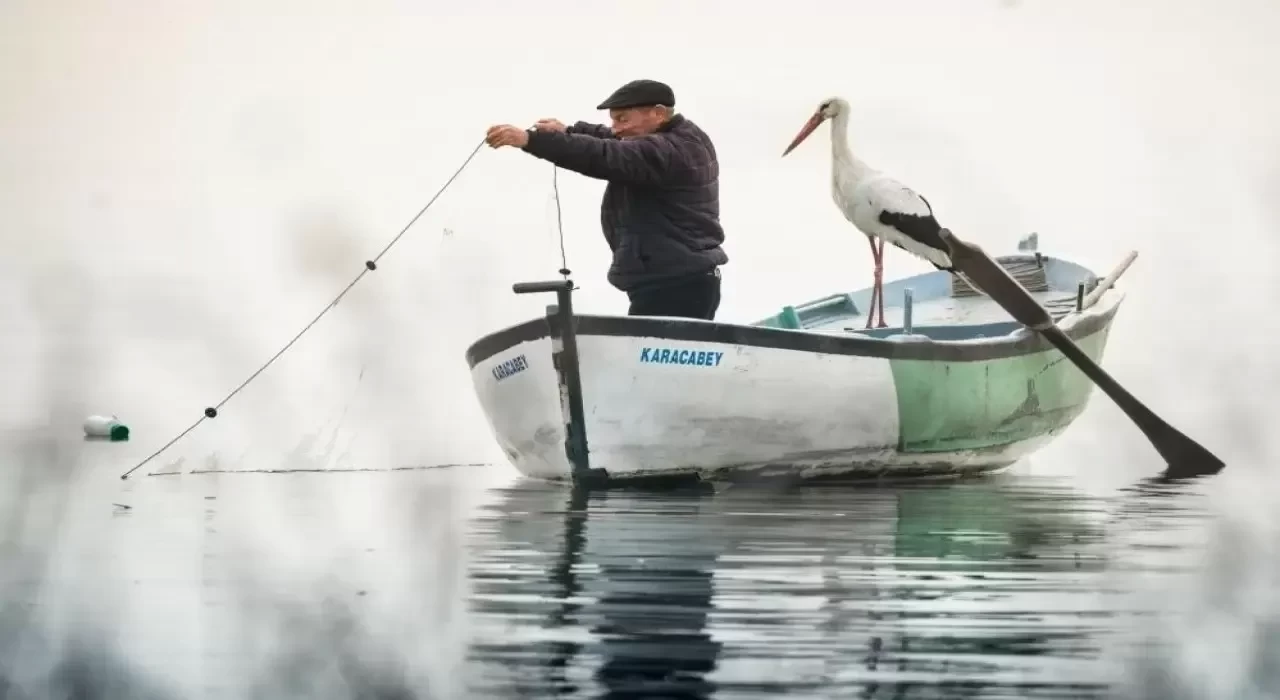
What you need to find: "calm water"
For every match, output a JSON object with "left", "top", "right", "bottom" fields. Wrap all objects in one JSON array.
[
  {"left": 0, "top": 463, "right": 1266, "bottom": 699},
  {"left": 465, "top": 473, "right": 1221, "bottom": 700}
]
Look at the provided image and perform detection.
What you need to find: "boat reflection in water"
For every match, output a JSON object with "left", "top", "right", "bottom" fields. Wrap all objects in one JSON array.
[
  {"left": 465, "top": 474, "right": 1211, "bottom": 698},
  {"left": 467, "top": 481, "right": 722, "bottom": 699}
]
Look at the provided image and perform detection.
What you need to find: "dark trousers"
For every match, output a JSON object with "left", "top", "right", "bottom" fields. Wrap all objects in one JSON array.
[{"left": 627, "top": 269, "right": 721, "bottom": 320}]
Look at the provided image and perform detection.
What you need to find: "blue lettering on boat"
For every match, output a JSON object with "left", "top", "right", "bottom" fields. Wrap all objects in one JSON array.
[
  {"left": 492, "top": 354, "right": 529, "bottom": 381},
  {"left": 638, "top": 347, "right": 724, "bottom": 367}
]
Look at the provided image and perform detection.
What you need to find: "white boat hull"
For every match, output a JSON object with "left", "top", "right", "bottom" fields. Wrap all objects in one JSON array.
[{"left": 466, "top": 282, "right": 1122, "bottom": 483}]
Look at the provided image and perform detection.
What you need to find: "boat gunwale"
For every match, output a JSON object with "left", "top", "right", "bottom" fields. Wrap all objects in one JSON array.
[{"left": 463, "top": 291, "right": 1123, "bottom": 368}]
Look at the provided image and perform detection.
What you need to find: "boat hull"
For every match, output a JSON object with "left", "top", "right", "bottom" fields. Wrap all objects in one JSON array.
[{"left": 466, "top": 289, "right": 1122, "bottom": 484}]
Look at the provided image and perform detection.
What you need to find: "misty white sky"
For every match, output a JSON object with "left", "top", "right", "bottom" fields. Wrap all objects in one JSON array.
[{"left": 2, "top": 0, "right": 1279, "bottom": 477}]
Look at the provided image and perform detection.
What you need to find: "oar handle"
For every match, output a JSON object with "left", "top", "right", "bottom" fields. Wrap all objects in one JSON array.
[{"left": 1081, "top": 250, "right": 1139, "bottom": 311}]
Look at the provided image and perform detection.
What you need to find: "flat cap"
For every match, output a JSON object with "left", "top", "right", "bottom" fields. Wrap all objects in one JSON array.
[{"left": 595, "top": 79, "right": 675, "bottom": 110}]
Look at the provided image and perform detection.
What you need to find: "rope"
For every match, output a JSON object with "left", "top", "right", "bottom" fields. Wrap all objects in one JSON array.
[
  {"left": 147, "top": 462, "right": 494, "bottom": 477},
  {"left": 551, "top": 164, "right": 571, "bottom": 280},
  {"left": 119, "top": 139, "right": 486, "bottom": 480}
]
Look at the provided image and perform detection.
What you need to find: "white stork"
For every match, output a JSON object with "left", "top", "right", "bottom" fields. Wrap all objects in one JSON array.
[{"left": 782, "top": 96, "right": 960, "bottom": 329}]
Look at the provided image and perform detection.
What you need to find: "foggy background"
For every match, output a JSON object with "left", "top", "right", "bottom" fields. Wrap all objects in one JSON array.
[{"left": 2, "top": 0, "right": 1279, "bottom": 697}]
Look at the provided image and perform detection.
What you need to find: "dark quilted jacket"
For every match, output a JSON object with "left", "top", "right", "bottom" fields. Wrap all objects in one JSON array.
[{"left": 522, "top": 114, "right": 729, "bottom": 292}]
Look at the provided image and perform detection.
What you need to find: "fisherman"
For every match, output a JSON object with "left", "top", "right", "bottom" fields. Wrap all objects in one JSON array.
[{"left": 485, "top": 79, "right": 728, "bottom": 321}]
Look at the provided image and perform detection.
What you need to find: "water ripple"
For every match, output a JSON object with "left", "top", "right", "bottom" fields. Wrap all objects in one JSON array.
[{"left": 465, "top": 473, "right": 1218, "bottom": 699}]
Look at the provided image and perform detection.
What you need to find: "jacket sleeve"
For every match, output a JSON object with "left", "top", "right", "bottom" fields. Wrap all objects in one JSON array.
[
  {"left": 565, "top": 121, "right": 616, "bottom": 139},
  {"left": 523, "top": 130, "right": 678, "bottom": 186}
]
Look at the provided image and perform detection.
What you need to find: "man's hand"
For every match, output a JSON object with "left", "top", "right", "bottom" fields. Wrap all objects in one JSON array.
[
  {"left": 485, "top": 124, "right": 529, "bottom": 149},
  {"left": 533, "top": 118, "right": 567, "bottom": 133}
]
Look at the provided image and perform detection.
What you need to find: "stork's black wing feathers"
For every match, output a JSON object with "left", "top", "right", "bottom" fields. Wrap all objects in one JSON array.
[{"left": 878, "top": 208, "right": 954, "bottom": 272}]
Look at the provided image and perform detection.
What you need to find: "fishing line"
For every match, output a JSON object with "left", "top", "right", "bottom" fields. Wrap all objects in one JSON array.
[
  {"left": 119, "top": 138, "right": 486, "bottom": 480},
  {"left": 551, "top": 164, "right": 571, "bottom": 281},
  {"left": 157, "top": 462, "right": 495, "bottom": 476}
]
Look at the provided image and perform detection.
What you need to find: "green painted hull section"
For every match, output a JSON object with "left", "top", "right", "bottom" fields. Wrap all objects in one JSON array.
[{"left": 889, "top": 325, "right": 1113, "bottom": 453}]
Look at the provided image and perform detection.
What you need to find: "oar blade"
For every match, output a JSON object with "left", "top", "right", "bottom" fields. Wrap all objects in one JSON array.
[{"left": 1143, "top": 418, "right": 1226, "bottom": 479}]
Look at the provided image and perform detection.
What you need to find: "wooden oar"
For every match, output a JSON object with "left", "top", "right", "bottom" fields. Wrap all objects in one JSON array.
[
  {"left": 1081, "top": 250, "right": 1138, "bottom": 311},
  {"left": 939, "top": 229, "right": 1224, "bottom": 479}
]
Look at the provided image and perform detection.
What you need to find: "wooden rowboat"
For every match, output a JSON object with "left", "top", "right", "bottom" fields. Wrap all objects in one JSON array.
[{"left": 464, "top": 237, "right": 1128, "bottom": 486}]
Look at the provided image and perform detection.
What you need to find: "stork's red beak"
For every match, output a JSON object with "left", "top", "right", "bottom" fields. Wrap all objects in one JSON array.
[{"left": 782, "top": 111, "right": 825, "bottom": 156}]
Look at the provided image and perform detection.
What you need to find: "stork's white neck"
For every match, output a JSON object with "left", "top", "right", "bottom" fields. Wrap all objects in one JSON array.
[{"left": 829, "top": 109, "right": 873, "bottom": 184}]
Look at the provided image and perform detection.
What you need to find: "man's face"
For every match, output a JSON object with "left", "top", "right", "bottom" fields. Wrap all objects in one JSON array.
[{"left": 608, "top": 106, "right": 667, "bottom": 138}]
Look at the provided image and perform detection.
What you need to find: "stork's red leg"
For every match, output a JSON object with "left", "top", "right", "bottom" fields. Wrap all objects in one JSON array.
[
  {"left": 865, "top": 237, "right": 881, "bottom": 329},
  {"left": 875, "top": 238, "right": 888, "bottom": 329}
]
